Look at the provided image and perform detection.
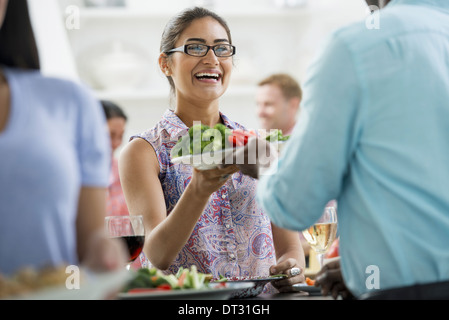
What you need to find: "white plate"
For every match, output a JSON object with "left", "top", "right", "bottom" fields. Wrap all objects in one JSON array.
[
  {"left": 171, "top": 147, "right": 239, "bottom": 170},
  {"left": 117, "top": 282, "right": 254, "bottom": 300},
  {"left": 14, "top": 268, "right": 132, "bottom": 300},
  {"left": 170, "top": 141, "right": 285, "bottom": 171},
  {"left": 292, "top": 283, "right": 322, "bottom": 295}
]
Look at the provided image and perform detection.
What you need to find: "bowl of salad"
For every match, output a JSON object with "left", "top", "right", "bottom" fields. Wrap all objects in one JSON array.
[
  {"left": 117, "top": 266, "right": 253, "bottom": 300},
  {"left": 170, "top": 125, "right": 290, "bottom": 169}
]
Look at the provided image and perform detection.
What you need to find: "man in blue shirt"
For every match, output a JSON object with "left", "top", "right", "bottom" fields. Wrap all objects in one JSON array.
[{"left": 256, "top": 0, "right": 449, "bottom": 299}]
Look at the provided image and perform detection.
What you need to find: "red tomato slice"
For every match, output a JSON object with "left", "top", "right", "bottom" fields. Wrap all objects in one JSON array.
[
  {"left": 228, "top": 135, "right": 245, "bottom": 147},
  {"left": 228, "top": 129, "right": 255, "bottom": 147},
  {"left": 127, "top": 285, "right": 171, "bottom": 294},
  {"left": 232, "top": 130, "right": 256, "bottom": 138},
  {"left": 157, "top": 284, "right": 172, "bottom": 290},
  {"left": 232, "top": 129, "right": 246, "bottom": 135}
]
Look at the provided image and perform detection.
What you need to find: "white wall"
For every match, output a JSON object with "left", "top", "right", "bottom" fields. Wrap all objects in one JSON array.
[
  {"left": 31, "top": 0, "right": 368, "bottom": 153},
  {"left": 28, "top": 0, "right": 79, "bottom": 80}
]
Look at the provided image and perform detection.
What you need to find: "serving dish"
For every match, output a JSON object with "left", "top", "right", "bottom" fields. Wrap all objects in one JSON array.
[
  {"left": 10, "top": 268, "right": 131, "bottom": 300},
  {"left": 171, "top": 147, "right": 238, "bottom": 170},
  {"left": 117, "top": 282, "right": 253, "bottom": 300},
  {"left": 217, "top": 275, "right": 286, "bottom": 299}
]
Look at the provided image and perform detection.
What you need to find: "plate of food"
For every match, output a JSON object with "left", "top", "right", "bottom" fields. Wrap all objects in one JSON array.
[
  {"left": 117, "top": 266, "right": 253, "bottom": 300},
  {"left": 212, "top": 274, "right": 287, "bottom": 299},
  {"left": 0, "top": 264, "right": 131, "bottom": 300},
  {"left": 170, "top": 124, "right": 251, "bottom": 170},
  {"left": 171, "top": 146, "right": 239, "bottom": 170},
  {"left": 170, "top": 124, "right": 289, "bottom": 170},
  {"left": 118, "top": 281, "right": 253, "bottom": 300}
]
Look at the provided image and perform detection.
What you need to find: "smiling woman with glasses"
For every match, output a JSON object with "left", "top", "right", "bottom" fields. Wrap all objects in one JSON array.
[{"left": 119, "top": 6, "right": 305, "bottom": 295}]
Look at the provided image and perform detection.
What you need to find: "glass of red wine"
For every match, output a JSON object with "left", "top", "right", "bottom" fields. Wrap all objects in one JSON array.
[{"left": 105, "top": 215, "right": 145, "bottom": 270}]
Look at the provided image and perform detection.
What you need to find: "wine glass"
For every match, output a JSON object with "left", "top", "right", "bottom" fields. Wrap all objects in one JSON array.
[
  {"left": 105, "top": 215, "right": 145, "bottom": 270},
  {"left": 302, "top": 205, "right": 337, "bottom": 269}
]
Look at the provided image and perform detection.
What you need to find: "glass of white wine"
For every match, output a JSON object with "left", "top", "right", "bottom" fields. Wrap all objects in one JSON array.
[{"left": 302, "top": 205, "right": 338, "bottom": 269}]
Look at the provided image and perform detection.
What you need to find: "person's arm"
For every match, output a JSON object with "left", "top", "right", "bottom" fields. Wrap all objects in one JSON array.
[
  {"left": 76, "top": 186, "right": 128, "bottom": 271},
  {"left": 119, "top": 138, "right": 238, "bottom": 270},
  {"left": 269, "top": 224, "right": 305, "bottom": 292},
  {"left": 256, "top": 33, "right": 360, "bottom": 231},
  {"left": 74, "top": 82, "right": 128, "bottom": 271}
]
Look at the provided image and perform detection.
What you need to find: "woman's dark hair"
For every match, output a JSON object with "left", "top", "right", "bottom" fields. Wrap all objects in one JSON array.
[
  {"left": 0, "top": 0, "right": 40, "bottom": 70},
  {"left": 101, "top": 100, "right": 127, "bottom": 121},
  {"left": 160, "top": 7, "right": 232, "bottom": 102}
]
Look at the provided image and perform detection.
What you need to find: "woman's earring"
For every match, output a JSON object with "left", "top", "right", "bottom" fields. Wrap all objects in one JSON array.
[{"left": 163, "top": 66, "right": 170, "bottom": 76}]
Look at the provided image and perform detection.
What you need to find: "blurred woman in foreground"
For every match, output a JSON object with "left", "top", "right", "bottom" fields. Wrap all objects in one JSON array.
[{"left": 0, "top": 0, "right": 127, "bottom": 275}]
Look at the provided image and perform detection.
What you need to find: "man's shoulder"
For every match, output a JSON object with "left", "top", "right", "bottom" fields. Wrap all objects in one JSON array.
[{"left": 331, "top": 4, "right": 441, "bottom": 54}]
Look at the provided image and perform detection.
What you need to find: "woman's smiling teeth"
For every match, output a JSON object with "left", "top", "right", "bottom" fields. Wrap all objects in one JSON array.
[{"left": 195, "top": 72, "right": 221, "bottom": 82}]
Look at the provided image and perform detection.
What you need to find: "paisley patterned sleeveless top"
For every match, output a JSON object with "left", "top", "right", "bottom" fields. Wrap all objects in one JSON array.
[{"left": 131, "top": 109, "right": 276, "bottom": 279}]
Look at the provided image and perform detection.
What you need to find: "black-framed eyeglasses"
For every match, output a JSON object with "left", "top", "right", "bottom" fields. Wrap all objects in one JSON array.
[{"left": 166, "top": 43, "right": 236, "bottom": 57}]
